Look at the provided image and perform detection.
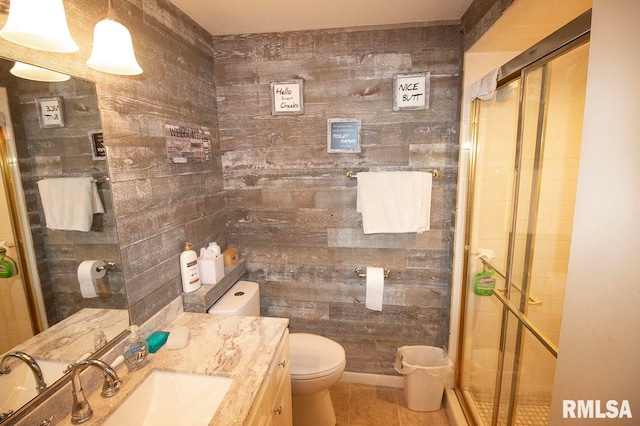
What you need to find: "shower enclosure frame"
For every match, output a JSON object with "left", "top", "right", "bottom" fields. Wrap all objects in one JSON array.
[{"left": 455, "top": 11, "right": 591, "bottom": 426}]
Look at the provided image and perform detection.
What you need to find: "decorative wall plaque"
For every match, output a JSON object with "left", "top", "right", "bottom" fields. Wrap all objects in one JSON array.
[
  {"left": 271, "top": 80, "right": 304, "bottom": 115},
  {"left": 165, "top": 122, "right": 211, "bottom": 164},
  {"left": 36, "top": 96, "right": 65, "bottom": 128},
  {"left": 327, "top": 118, "right": 361, "bottom": 153},
  {"left": 393, "top": 73, "right": 430, "bottom": 111}
]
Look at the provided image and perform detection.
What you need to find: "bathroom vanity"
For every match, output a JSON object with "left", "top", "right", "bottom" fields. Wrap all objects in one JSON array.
[
  {"left": 62, "top": 312, "right": 291, "bottom": 425},
  {"left": 2, "top": 304, "right": 291, "bottom": 425}
]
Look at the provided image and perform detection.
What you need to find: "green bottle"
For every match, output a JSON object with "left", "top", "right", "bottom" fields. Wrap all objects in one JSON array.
[
  {"left": 473, "top": 266, "right": 496, "bottom": 296},
  {"left": 0, "top": 247, "right": 18, "bottom": 278}
]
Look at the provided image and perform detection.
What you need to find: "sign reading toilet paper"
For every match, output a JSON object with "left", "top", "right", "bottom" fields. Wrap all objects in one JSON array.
[{"left": 77, "top": 260, "right": 106, "bottom": 298}]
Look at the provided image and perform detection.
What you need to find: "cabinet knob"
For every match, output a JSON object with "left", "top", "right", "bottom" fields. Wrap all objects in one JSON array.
[
  {"left": 274, "top": 406, "right": 283, "bottom": 415},
  {"left": 278, "top": 359, "right": 286, "bottom": 368}
]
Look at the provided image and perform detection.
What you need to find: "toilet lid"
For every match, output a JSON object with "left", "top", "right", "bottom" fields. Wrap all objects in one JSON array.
[{"left": 289, "top": 333, "right": 346, "bottom": 379}]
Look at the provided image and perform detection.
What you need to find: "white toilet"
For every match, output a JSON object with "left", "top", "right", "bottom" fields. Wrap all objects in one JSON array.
[
  {"left": 207, "top": 280, "right": 347, "bottom": 426},
  {"left": 289, "top": 333, "right": 346, "bottom": 426}
]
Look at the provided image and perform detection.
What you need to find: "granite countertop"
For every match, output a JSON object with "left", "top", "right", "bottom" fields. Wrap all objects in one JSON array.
[
  {"left": 58, "top": 312, "right": 290, "bottom": 425},
  {"left": 4, "top": 308, "right": 129, "bottom": 362}
]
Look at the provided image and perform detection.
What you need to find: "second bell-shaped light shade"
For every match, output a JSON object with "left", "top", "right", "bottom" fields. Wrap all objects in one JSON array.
[
  {"left": 86, "top": 9, "right": 143, "bottom": 76},
  {"left": 0, "top": 0, "right": 79, "bottom": 53},
  {"left": 10, "top": 62, "right": 71, "bottom": 82}
]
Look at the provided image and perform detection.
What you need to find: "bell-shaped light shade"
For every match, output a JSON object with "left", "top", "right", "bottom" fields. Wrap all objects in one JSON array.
[
  {"left": 10, "top": 62, "right": 70, "bottom": 82},
  {"left": 0, "top": 0, "right": 79, "bottom": 53},
  {"left": 86, "top": 14, "right": 143, "bottom": 76}
]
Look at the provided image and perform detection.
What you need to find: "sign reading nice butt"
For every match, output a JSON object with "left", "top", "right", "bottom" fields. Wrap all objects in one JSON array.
[{"left": 393, "top": 72, "right": 430, "bottom": 111}]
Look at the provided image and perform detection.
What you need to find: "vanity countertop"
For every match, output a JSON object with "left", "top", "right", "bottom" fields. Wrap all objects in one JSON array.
[
  {"left": 4, "top": 308, "right": 129, "bottom": 362},
  {"left": 58, "top": 312, "right": 290, "bottom": 425}
]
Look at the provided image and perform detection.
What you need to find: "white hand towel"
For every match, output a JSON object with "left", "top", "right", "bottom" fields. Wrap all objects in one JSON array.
[
  {"left": 468, "top": 67, "right": 499, "bottom": 101},
  {"left": 356, "top": 171, "right": 432, "bottom": 234},
  {"left": 37, "top": 177, "right": 105, "bottom": 232}
]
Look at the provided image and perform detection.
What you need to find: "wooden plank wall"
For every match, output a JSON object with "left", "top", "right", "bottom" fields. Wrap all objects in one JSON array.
[
  {"left": 0, "top": 0, "right": 221, "bottom": 326},
  {"left": 461, "top": 0, "right": 516, "bottom": 50},
  {"left": 214, "top": 23, "right": 462, "bottom": 374}
]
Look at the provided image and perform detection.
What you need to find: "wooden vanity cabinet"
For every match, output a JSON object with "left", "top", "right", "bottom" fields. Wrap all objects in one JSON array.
[{"left": 246, "top": 329, "right": 292, "bottom": 426}]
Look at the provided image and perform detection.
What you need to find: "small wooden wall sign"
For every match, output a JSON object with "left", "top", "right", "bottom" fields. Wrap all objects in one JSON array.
[
  {"left": 271, "top": 80, "right": 304, "bottom": 115},
  {"left": 327, "top": 118, "right": 361, "bottom": 153},
  {"left": 393, "top": 72, "right": 430, "bottom": 111},
  {"left": 89, "top": 130, "right": 105, "bottom": 160},
  {"left": 165, "top": 122, "right": 211, "bottom": 164}
]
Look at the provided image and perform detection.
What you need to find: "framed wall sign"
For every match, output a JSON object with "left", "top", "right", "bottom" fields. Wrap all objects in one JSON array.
[
  {"left": 327, "top": 118, "right": 361, "bottom": 153},
  {"left": 165, "top": 122, "right": 211, "bottom": 164},
  {"left": 271, "top": 80, "right": 304, "bottom": 115},
  {"left": 36, "top": 96, "right": 65, "bottom": 128},
  {"left": 88, "top": 130, "right": 106, "bottom": 160},
  {"left": 392, "top": 72, "right": 430, "bottom": 111}
]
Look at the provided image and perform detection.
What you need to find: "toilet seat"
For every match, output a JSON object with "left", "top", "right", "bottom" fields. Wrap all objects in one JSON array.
[{"left": 290, "top": 333, "right": 346, "bottom": 380}]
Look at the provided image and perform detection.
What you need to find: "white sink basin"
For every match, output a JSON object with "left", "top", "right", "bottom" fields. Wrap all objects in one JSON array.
[
  {"left": 103, "top": 370, "right": 232, "bottom": 426},
  {"left": 0, "top": 359, "right": 68, "bottom": 414}
]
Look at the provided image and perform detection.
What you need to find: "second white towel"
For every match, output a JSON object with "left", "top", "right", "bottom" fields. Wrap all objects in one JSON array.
[
  {"left": 365, "top": 266, "right": 384, "bottom": 311},
  {"left": 37, "top": 177, "right": 105, "bottom": 232},
  {"left": 356, "top": 171, "right": 432, "bottom": 234}
]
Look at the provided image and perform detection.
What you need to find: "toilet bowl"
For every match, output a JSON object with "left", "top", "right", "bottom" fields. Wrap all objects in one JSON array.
[
  {"left": 289, "top": 333, "right": 346, "bottom": 426},
  {"left": 207, "top": 281, "right": 346, "bottom": 426}
]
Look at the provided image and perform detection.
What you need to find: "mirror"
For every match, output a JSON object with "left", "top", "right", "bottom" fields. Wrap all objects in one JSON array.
[{"left": 0, "top": 56, "right": 128, "bottom": 353}]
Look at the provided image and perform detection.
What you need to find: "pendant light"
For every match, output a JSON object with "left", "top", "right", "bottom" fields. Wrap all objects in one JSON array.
[
  {"left": 86, "top": 0, "right": 143, "bottom": 76},
  {"left": 10, "top": 62, "right": 70, "bottom": 82},
  {"left": 0, "top": 0, "right": 79, "bottom": 53}
]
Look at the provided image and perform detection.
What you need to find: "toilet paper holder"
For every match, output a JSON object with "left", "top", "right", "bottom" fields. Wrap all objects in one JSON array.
[
  {"left": 354, "top": 267, "right": 392, "bottom": 279},
  {"left": 96, "top": 262, "right": 116, "bottom": 273}
]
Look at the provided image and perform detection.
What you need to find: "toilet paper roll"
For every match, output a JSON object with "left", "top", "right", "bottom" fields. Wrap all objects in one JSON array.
[
  {"left": 365, "top": 266, "right": 384, "bottom": 311},
  {"left": 77, "top": 260, "right": 106, "bottom": 298}
]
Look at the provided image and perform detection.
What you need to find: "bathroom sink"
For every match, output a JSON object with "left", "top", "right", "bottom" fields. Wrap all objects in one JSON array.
[
  {"left": 0, "top": 359, "right": 68, "bottom": 414},
  {"left": 103, "top": 370, "right": 232, "bottom": 426}
]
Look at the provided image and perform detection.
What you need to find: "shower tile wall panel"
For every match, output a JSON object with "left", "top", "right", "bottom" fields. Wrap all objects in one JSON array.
[{"left": 214, "top": 24, "right": 462, "bottom": 374}]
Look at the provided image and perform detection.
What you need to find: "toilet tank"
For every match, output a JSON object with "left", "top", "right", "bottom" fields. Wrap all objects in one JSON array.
[{"left": 207, "top": 280, "right": 260, "bottom": 316}]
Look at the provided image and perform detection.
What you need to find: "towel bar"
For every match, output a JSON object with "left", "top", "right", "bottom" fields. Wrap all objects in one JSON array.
[
  {"left": 346, "top": 170, "right": 438, "bottom": 180},
  {"left": 354, "top": 267, "right": 392, "bottom": 278}
]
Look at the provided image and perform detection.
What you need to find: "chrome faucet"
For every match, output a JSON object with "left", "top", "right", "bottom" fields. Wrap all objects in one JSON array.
[
  {"left": 0, "top": 351, "right": 47, "bottom": 393},
  {"left": 65, "top": 359, "right": 122, "bottom": 424}
]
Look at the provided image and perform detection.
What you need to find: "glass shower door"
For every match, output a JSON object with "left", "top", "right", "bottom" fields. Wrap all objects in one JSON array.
[
  {"left": 458, "top": 38, "right": 590, "bottom": 426},
  {"left": 459, "top": 78, "right": 521, "bottom": 423}
]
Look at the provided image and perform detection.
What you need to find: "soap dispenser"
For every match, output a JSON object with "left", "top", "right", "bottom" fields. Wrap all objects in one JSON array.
[{"left": 123, "top": 325, "right": 148, "bottom": 371}]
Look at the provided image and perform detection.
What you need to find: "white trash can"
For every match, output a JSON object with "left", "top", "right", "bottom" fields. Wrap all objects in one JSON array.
[{"left": 394, "top": 345, "right": 454, "bottom": 411}]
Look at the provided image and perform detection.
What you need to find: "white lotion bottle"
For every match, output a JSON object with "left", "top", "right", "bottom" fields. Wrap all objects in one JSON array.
[{"left": 180, "top": 242, "right": 201, "bottom": 293}]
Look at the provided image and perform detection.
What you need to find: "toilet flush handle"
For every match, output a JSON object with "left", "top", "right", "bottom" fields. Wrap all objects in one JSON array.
[{"left": 278, "top": 359, "right": 286, "bottom": 368}]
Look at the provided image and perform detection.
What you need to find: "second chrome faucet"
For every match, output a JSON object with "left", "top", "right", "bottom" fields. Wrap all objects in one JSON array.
[
  {"left": 0, "top": 351, "right": 47, "bottom": 393},
  {"left": 64, "top": 359, "right": 122, "bottom": 424}
]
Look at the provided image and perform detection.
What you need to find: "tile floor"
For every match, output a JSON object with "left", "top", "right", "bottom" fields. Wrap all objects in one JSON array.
[
  {"left": 476, "top": 400, "right": 549, "bottom": 426},
  {"left": 330, "top": 382, "right": 450, "bottom": 426}
]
